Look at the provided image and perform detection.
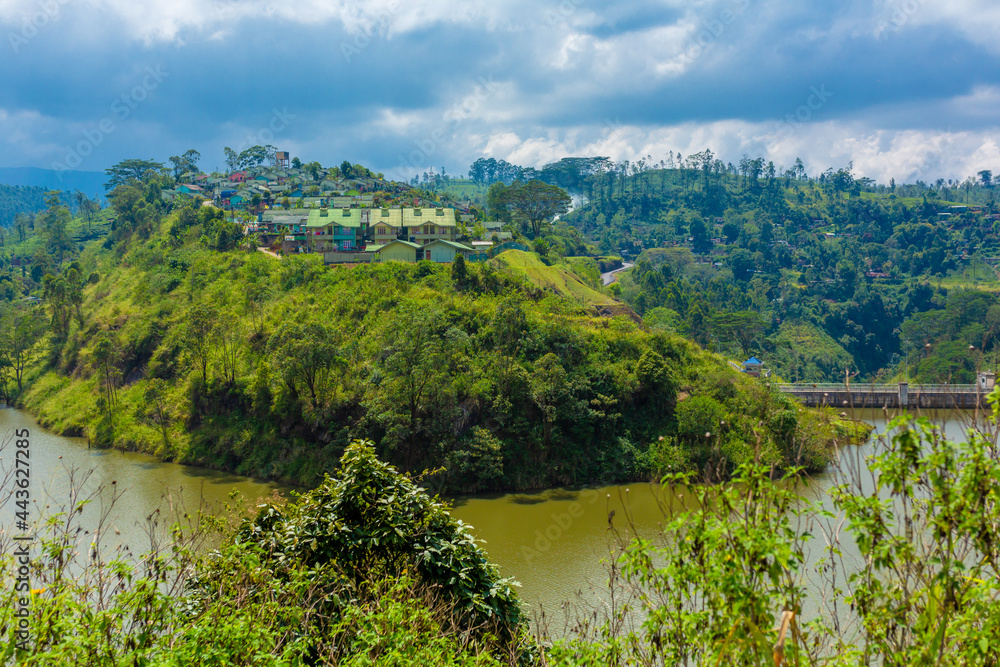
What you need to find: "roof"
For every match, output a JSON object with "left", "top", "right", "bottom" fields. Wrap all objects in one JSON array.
[
  {"left": 371, "top": 208, "right": 403, "bottom": 227},
  {"left": 424, "top": 239, "right": 473, "bottom": 252},
  {"left": 403, "top": 208, "right": 456, "bottom": 227},
  {"left": 744, "top": 357, "right": 762, "bottom": 365},
  {"left": 307, "top": 208, "right": 362, "bottom": 228},
  {"left": 262, "top": 212, "right": 308, "bottom": 224},
  {"left": 373, "top": 240, "right": 420, "bottom": 251}
]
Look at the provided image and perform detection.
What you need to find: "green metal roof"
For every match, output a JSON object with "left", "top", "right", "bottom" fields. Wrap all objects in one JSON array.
[
  {"left": 372, "top": 208, "right": 402, "bottom": 227},
  {"left": 307, "top": 208, "right": 362, "bottom": 228},
  {"left": 424, "top": 240, "right": 473, "bottom": 252},
  {"left": 402, "top": 208, "right": 456, "bottom": 227},
  {"left": 373, "top": 240, "right": 420, "bottom": 251}
]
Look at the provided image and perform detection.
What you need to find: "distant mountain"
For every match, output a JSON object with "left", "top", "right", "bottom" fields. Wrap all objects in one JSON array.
[{"left": 0, "top": 167, "right": 106, "bottom": 199}]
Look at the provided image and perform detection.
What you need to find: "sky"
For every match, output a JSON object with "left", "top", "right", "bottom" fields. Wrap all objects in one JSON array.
[{"left": 1, "top": 0, "right": 999, "bottom": 184}]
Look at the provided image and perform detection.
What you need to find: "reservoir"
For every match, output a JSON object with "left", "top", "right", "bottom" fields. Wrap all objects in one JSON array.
[{"left": 0, "top": 405, "right": 984, "bottom": 631}]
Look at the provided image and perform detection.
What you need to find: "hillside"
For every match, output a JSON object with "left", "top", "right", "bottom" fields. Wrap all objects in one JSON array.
[
  {"left": 490, "top": 250, "right": 620, "bottom": 309},
  {"left": 524, "top": 161, "right": 1000, "bottom": 382},
  {"left": 0, "top": 167, "right": 107, "bottom": 198},
  {"left": 9, "top": 184, "right": 865, "bottom": 492}
]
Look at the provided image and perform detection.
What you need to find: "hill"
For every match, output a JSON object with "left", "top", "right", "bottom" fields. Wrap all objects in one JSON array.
[
  {"left": 490, "top": 250, "right": 621, "bottom": 310},
  {"left": 7, "top": 180, "right": 863, "bottom": 492},
  {"left": 0, "top": 167, "right": 106, "bottom": 198}
]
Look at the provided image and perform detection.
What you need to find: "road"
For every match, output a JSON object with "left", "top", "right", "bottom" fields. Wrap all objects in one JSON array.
[{"left": 601, "top": 262, "right": 634, "bottom": 286}]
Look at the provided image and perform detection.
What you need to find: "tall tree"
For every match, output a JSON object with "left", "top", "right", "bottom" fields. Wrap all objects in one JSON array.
[
  {"left": 104, "top": 159, "right": 166, "bottom": 191},
  {"left": 224, "top": 147, "right": 239, "bottom": 173},
  {"left": 0, "top": 303, "right": 45, "bottom": 394},
  {"left": 501, "top": 180, "right": 571, "bottom": 237}
]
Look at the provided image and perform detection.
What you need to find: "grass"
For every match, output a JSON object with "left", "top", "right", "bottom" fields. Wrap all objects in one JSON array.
[{"left": 491, "top": 250, "right": 618, "bottom": 308}]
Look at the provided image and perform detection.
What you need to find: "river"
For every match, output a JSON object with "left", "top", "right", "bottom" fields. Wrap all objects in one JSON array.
[
  {"left": 0, "top": 408, "right": 284, "bottom": 561},
  {"left": 0, "top": 405, "right": 984, "bottom": 634}
]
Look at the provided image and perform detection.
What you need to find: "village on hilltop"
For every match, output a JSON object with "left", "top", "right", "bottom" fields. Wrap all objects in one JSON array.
[{"left": 162, "top": 151, "right": 515, "bottom": 265}]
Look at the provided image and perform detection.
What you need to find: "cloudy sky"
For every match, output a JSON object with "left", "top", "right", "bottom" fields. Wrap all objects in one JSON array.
[{"left": 1, "top": 0, "right": 999, "bottom": 184}]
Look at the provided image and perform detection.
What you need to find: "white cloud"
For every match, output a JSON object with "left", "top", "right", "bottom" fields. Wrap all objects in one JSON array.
[{"left": 468, "top": 119, "right": 1000, "bottom": 185}]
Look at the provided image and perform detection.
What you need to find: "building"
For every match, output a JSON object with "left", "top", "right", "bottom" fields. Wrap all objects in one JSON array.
[
  {"left": 403, "top": 208, "right": 456, "bottom": 245},
  {"left": 979, "top": 371, "right": 996, "bottom": 390},
  {"left": 742, "top": 357, "right": 764, "bottom": 377},
  {"left": 370, "top": 208, "right": 403, "bottom": 245},
  {"left": 306, "top": 208, "right": 365, "bottom": 252},
  {"left": 368, "top": 239, "right": 421, "bottom": 263},
  {"left": 422, "top": 239, "right": 474, "bottom": 263}
]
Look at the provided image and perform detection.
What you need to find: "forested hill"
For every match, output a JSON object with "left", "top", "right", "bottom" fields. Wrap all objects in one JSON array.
[
  {"left": 4, "top": 169, "right": 862, "bottom": 492},
  {"left": 507, "top": 158, "right": 1000, "bottom": 384},
  {"left": 0, "top": 184, "right": 50, "bottom": 227}
]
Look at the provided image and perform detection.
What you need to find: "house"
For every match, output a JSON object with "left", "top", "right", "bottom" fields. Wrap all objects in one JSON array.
[
  {"left": 369, "top": 239, "right": 421, "bottom": 263},
  {"left": 403, "top": 208, "right": 457, "bottom": 245},
  {"left": 421, "top": 240, "right": 474, "bottom": 263},
  {"left": 307, "top": 207, "right": 364, "bottom": 252},
  {"left": 741, "top": 357, "right": 764, "bottom": 377},
  {"left": 979, "top": 371, "right": 996, "bottom": 390},
  {"left": 370, "top": 208, "right": 403, "bottom": 245},
  {"left": 177, "top": 184, "right": 203, "bottom": 194},
  {"left": 229, "top": 171, "right": 248, "bottom": 183}
]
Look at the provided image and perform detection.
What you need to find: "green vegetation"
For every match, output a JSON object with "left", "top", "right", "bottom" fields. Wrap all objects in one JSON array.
[
  {"left": 466, "top": 153, "right": 1000, "bottom": 382},
  {"left": 2, "top": 441, "right": 533, "bottom": 666},
  {"left": 4, "top": 414, "right": 1000, "bottom": 664},
  {"left": 490, "top": 250, "right": 617, "bottom": 309},
  {"left": 0, "top": 168, "right": 867, "bottom": 493}
]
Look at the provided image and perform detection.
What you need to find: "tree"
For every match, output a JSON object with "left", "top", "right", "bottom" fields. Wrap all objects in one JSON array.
[
  {"left": 451, "top": 253, "right": 469, "bottom": 290},
  {"left": 243, "top": 260, "right": 274, "bottom": 336},
  {"left": 144, "top": 378, "right": 171, "bottom": 453},
  {"left": 185, "top": 303, "right": 216, "bottom": 385},
  {"left": 712, "top": 311, "right": 767, "bottom": 358},
  {"left": 689, "top": 217, "right": 713, "bottom": 254},
  {"left": 485, "top": 182, "right": 511, "bottom": 222},
  {"left": 104, "top": 159, "right": 166, "bottom": 191},
  {"left": 304, "top": 162, "right": 323, "bottom": 181},
  {"left": 501, "top": 180, "right": 571, "bottom": 237},
  {"left": 40, "top": 191, "right": 75, "bottom": 264},
  {"left": 980, "top": 169, "right": 993, "bottom": 188},
  {"left": 169, "top": 149, "right": 201, "bottom": 180},
  {"left": 0, "top": 303, "right": 45, "bottom": 394},
  {"left": 237, "top": 145, "right": 271, "bottom": 170},
  {"left": 74, "top": 190, "right": 99, "bottom": 235},
  {"left": 267, "top": 321, "right": 345, "bottom": 414},
  {"left": 530, "top": 353, "right": 570, "bottom": 450},
  {"left": 93, "top": 332, "right": 121, "bottom": 447},
  {"left": 224, "top": 147, "right": 239, "bottom": 173}
]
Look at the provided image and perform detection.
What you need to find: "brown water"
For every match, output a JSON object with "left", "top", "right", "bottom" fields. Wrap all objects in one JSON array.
[
  {"left": 0, "top": 408, "right": 284, "bottom": 558},
  {"left": 0, "top": 405, "right": 983, "bottom": 633},
  {"left": 449, "top": 409, "right": 984, "bottom": 630}
]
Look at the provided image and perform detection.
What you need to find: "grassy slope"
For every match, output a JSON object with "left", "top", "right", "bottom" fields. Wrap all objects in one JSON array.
[
  {"left": 491, "top": 250, "right": 618, "bottom": 307},
  {"left": 16, "top": 207, "right": 870, "bottom": 489}
]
